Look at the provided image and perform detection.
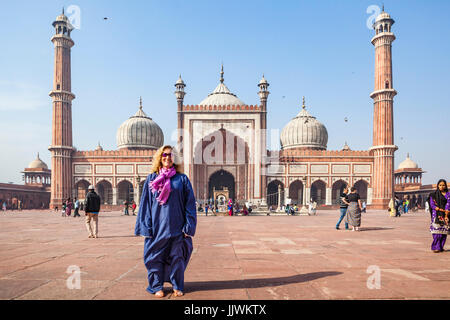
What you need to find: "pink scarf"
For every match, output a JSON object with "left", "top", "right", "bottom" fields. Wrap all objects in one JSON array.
[{"left": 150, "top": 167, "right": 177, "bottom": 205}]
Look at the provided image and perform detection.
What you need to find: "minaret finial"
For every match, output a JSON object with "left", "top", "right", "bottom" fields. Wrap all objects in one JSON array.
[
  {"left": 407, "top": 152, "right": 410, "bottom": 158},
  {"left": 220, "top": 64, "right": 224, "bottom": 83},
  {"left": 302, "top": 96, "right": 306, "bottom": 109},
  {"left": 62, "top": 7, "right": 65, "bottom": 15},
  {"left": 382, "top": 3, "right": 384, "bottom": 12},
  {"left": 139, "top": 96, "right": 143, "bottom": 110},
  {"left": 37, "top": 152, "right": 40, "bottom": 159}
]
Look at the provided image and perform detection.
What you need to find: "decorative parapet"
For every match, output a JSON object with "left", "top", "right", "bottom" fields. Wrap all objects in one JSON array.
[
  {"left": 182, "top": 104, "right": 261, "bottom": 112},
  {"left": 278, "top": 149, "right": 372, "bottom": 159},
  {"left": 73, "top": 149, "right": 157, "bottom": 159}
]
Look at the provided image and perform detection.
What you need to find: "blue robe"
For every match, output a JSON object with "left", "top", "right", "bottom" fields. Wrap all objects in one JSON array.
[{"left": 135, "top": 172, "right": 197, "bottom": 293}]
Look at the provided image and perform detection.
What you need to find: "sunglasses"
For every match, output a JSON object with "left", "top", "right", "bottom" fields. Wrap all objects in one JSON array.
[{"left": 162, "top": 152, "right": 172, "bottom": 158}]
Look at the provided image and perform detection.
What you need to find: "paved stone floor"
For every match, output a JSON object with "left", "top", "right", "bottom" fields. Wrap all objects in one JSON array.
[{"left": 0, "top": 208, "right": 449, "bottom": 300}]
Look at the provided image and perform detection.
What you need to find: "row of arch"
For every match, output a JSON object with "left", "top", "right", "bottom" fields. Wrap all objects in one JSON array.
[
  {"left": 55, "top": 25, "right": 71, "bottom": 36},
  {"left": 267, "top": 179, "right": 369, "bottom": 207},
  {"left": 75, "top": 179, "right": 145, "bottom": 205},
  {"left": 376, "top": 23, "right": 391, "bottom": 35},
  {"left": 25, "top": 175, "right": 51, "bottom": 185}
]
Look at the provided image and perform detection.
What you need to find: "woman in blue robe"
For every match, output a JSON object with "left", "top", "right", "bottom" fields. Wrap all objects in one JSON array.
[{"left": 135, "top": 145, "right": 197, "bottom": 297}]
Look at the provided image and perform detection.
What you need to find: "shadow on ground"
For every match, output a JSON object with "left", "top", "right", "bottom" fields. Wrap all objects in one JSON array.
[
  {"left": 359, "top": 227, "right": 394, "bottom": 231},
  {"left": 185, "top": 271, "right": 342, "bottom": 292}
]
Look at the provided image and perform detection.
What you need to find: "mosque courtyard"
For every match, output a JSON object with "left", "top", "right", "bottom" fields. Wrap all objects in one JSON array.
[{"left": 0, "top": 208, "right": 449, "bottom": 300}]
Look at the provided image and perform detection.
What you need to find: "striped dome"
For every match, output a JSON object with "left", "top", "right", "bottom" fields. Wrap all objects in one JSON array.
[
  {"left": 280, "top": 100, "right": 328, "bottom": 150},
  {"left": 28, "top": 153, "right": 48, "bottom": 169},
  {"left": 116, "top": 103, "right": 164, "bottom": 150}
]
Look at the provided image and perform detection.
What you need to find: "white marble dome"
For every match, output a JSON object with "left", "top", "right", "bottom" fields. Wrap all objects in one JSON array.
[
  {"left": 28, "top": 153, "right": 48, "bottom": 169},
  {"left": 398, "top": 154, "right": 418, "bottom": 169},
  {"left": 199, "top": 82, "right": 245, "bottom": 106},
  {"left": 116, "top": 103, "right": 164, "bottom": 150},
  {"left": 199, "top": 66, "right": 245, "bottom": 106},
  {"left": 375, "top": 11, "right": 392, "bottom": 23},
  {"left": 280, "top": 101, "right": 328, "bottom": 150}
]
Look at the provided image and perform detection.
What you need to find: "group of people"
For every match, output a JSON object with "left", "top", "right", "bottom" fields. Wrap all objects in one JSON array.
[
  {"left": 56, "top": 188, "right": 102, "bottom": 238},
  {"left": 60, "top": 197, "right": 81, "bottom": 217},
  {"left": 46, "top": 143, "right": 450, "bottom": 297},
  {"left": 336, "top": 186, "right": 363, "bottom": 231},
  {"left": 389, "top": 196, "right": 415, "bottom": 217},
  {"left": 123, "top": 200, "right": 137, "bottom": 216}
]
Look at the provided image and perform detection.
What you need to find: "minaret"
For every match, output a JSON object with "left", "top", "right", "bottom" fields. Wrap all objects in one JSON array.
[
  {"left": 48, "top": 9, "right": 76, "bottom": 208},
  {"left": 258, "top": 74, "right": 270, "bottom": 206},
  {"left": 175, "top": 75, "right": 186, "bottom": 152},
  {"left": 369, "top": 9, "right": 398, "bottom": 209}
]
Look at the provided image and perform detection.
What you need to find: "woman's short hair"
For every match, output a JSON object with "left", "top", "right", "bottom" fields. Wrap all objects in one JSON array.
[
  {"left": 350, "top": 187, "right": 357, "bottom": 192},
  {"left": 151, "top": 145, "right": 182, "bottom": 174}
]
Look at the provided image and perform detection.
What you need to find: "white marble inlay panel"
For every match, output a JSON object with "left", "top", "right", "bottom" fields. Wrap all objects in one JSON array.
[
  {"left": 137, "top": 165, "right": 151, "bottom": 174},
  {"left": 311, "top": 164, "right": 328, "bottom": 174},
  {"left": 96, "top": 165, "right": 112, "bottom": 174},
  {"left": 290, "top": 164, "right": 307, "bottom": 173},
  {"left": 332, "top": 164, "right": 349, "bottom": 174},
  {"left": 116, "top": 165, "right": 133, "bottom": 174},
  {"left": 74, "top": 164, "right": 91, "bottom": 174},
  {"left": 268, "top": 164, "right": 285, "bottom": 174},
  {"left": 354, "top": 164, "right": 371, "bottom": 174}
]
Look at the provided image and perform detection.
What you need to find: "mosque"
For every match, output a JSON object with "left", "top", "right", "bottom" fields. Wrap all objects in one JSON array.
[{"left": 0, "top": 8, "right": 433, "bottom": 211}]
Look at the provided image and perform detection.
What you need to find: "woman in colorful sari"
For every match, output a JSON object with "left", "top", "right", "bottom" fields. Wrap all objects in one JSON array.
[
  {"left": 344, "top": 187, "right": 363, "bottom": 231},
  {"left": 65, "top": 198, "right": 73, "bottom": 216},
  {"left": 427, "top": 179, "right": 450, "bottom": 253},
  {"left": 135, "top": 145, "right": 197, "bottom": 297}
]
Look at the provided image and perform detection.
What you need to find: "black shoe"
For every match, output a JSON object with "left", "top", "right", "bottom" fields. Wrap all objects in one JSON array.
[{"left": 336, "top": 227, "right": 340, "bottom": 230}]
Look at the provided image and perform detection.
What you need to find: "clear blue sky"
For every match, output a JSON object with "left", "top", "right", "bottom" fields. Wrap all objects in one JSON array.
[{"left": 0, "top": 0, "right": 449, "bottom": 185}]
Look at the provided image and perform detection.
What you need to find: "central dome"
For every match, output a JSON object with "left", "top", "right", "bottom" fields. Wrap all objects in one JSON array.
[
  {"left": 116, "top": 99, "right": 164, "bottom": 150},
  {"left": 199, "top": 65, "right": 245, "bottom": 106},
  {"left": 280, "top": 98, "right": 328, "bottom": 150}
]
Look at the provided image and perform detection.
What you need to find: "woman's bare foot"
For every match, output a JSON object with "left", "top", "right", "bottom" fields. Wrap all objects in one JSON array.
[
  {"left": 155, "top": 290, "right": 164, "bottom": 298},
  {"left": 173, "top": 290, "right": 184, "bottom": 297}
]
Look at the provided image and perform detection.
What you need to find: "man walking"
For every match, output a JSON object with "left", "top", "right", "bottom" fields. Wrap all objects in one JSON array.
[
  {"left": 336, "top": 186, "right": 349, "bottom": 230},
  {"left": 124, "top": 200, "right": 129, "bottom": 216},
  {"left": 73, "top": 197, "right": 80, "bottom": 217},
  {"left": 84, "top": 185, "right": 101, "bottom": 238},
  {"left": 395, "top": 196, "right": 401, "bottom": 217}
]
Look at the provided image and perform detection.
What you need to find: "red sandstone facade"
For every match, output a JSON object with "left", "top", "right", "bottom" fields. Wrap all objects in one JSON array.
[{"left": 47, "top": 9, "right": 399, "bottom": 211}]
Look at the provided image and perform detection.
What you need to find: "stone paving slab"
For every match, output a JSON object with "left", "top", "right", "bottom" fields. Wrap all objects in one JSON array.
[{"left": 0, "top": 209, "right": 449, "bottom": 300}]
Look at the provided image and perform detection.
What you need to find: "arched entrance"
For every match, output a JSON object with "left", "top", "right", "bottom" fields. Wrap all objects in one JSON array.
[
  {"left": 288, "top": 180, "right": 303, "bottom": 205},
  {"left": 75, "top": 180, "right": 89, "bottom": 201},
  {"left": 193, "top": 128, "right": 250, "bottom": 203},
  {"left": 96, "top": 180, "right": 113, "bottom": 205},
  {"left": 117, "top": 180, "right": 134, "bottom": 205},
  {"left": 311, "top": 180, "right": 326, "bottom": 205},
  {"left": 209, "top": 170, "right": 235, "bottom": 203},
  {"left": 267, "top": 180, "right": 284, "bottom": 208},
  {"left": 332, "top": 180, "right": 347, "bottom": 205},
  {"left": 354, "top": 180, "right": 368, "bottom": 203}
]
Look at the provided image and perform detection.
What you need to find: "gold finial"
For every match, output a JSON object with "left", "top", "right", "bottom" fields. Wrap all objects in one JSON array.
[{"left": 302, "top": 96, "right": 306, "bottom": 109}]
